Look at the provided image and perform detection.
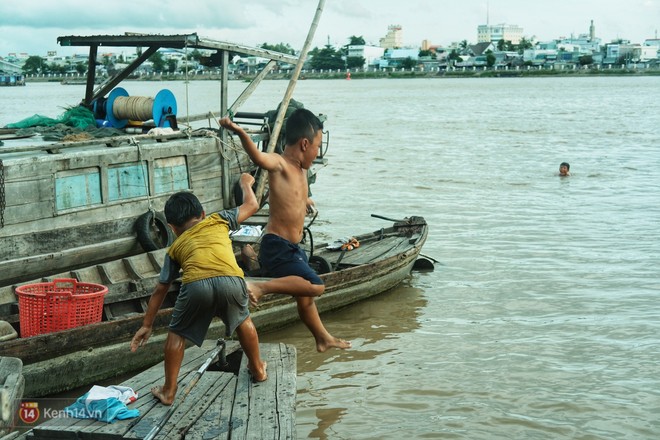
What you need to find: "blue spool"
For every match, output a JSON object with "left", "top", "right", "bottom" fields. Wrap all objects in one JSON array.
[
  {"left": 106, "top": 87, "right": 129, "bottom": 128},
  {"left": 153, "top": 89, "right": 177, "bottom": 128},
  {"left": 104, "top": 87, "right": 177, "bottom": 129}
]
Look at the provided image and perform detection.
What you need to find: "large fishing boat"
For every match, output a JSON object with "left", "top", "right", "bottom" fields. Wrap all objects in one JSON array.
[
  {"left": 0, "top": 33, "right": 327, "bottom": 290},
  {"left": 0, "top": 30, "right": 433, "bottom": 400},
  {"left": 1, "top": 214, "right": 429, "bottom": 397}
]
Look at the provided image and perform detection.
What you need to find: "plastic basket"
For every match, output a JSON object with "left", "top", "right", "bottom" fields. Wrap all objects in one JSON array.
[{"left": 15, "top": 278, "right": 108, "bottom": 338}]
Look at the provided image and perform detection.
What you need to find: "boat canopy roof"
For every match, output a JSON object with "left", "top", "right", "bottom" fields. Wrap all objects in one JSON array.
[
  {"left": 56, "top": 32, "right": 300, "bottom": 111},
  {"left": 57, "top": 33, "right": 298, "bottom": 64}
]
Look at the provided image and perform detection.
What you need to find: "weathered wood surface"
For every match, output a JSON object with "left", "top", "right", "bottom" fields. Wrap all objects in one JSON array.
[
  {"left": 22, "top": 341, "right": 296, "bottom": 440},
  {"left": 0, "top": 357, "right": 24, "bottom": 437},
  {"left": 0, "top": 217, "right": 427, "bottom": 397},
  {"left": 0, "top": 359, "right": 23, "bottom": 432},
  {"left": 0, "top": 132, "right": 254, "bottom": 288}
]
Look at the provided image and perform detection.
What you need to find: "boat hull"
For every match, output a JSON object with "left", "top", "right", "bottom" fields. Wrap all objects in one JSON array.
[
  {"left": 0, "top": 217, "right": 428, "bottom": 397},
  {"left": 0, "top": 132, "right": 258, "bottom": 287}
]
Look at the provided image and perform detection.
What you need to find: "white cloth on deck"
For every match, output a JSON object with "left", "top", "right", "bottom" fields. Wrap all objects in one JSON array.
[{"left": 85, "top": 385, "right": 138, "bottom": 404}]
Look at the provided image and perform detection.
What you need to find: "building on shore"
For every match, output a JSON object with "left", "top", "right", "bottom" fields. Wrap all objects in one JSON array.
[
  {"left": 348, "top": 45, "right": 385, "bottom": 69},
  {"left": 477, "top": 23, "right": 524, "bottom": 45},
  {"left": 380, "top": 25, "right": 403, "bottom": 49}
]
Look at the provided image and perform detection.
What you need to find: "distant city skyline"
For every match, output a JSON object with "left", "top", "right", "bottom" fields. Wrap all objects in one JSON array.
[{"left": 0, "top": 0, "right": 658, "bottom": 57}]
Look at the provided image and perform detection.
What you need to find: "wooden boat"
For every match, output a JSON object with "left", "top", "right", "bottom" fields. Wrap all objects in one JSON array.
[
  {"left": 0, "top": 32, "right": 328, "bottom": 289},
  {"left": 17, "top": 341, "right": 297, "bottom": 440},
  {"left": 60, "top": 77, "right": 102, "bottom": 85},
  {"left": 0, "top": 215, "right": 429, "bottom": 397},
  {"left": 0, "top": 74, "right": 25, "bottom": 86},
  {"left": 0, "top": 356, "right": 24, "bottom": 436}
]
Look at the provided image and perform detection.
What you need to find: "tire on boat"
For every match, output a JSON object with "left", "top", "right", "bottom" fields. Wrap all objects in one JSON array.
[
  {"left": 135, "top": 210, "right": 175, "bottom": 251},
  {"left": 308, "top": 255, "right": 332, "bottom": 275}
]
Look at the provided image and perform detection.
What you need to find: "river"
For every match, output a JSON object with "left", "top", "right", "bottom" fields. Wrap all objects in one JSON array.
[{"left": 2, "top": 76, "right": 659, "bottom": 439}]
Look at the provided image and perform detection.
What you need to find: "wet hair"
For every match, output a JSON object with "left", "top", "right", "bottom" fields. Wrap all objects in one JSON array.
[
  {"left": 285, "top": 108, "right": 323, "bottom": 146},
  {"left": 164, "top": 191, "right": 203, "bottom": 227},
  {"left": 560, "top": 162, "right": 570, "bottom": 170}
]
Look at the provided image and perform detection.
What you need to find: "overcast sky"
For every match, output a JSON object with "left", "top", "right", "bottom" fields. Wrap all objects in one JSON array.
[{"left": 0, "top": 0, "right": 658, "bottom": 57}]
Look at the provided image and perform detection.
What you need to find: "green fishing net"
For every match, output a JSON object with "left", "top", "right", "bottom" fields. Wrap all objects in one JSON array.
[
  {"left": 5, "top": 106, "right": 96, "bottom": 130},
  {"left": 3, "top": 106, "right": 124, "bottom": 141}
]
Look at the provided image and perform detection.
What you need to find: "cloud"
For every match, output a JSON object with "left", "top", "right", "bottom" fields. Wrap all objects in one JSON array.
[
  {"left": 1, "top": 1, "right": 251, "bottom": 31},
  {"left": 0, "top": 0, "right": 657, "bottom": 56}
]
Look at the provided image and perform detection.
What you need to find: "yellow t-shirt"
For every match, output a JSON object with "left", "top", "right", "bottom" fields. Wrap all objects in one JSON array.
[{"left": 167, "top": 211, "right": 243, "bottom": 284}]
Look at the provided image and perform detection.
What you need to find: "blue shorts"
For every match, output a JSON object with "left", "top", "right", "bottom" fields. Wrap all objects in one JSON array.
[{"left": 258, "top": 234, "right": 323, "bottom": 285}]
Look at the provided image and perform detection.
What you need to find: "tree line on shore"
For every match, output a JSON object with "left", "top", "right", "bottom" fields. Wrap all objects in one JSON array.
[{"left": 16, "top": 34, "right": 658, "bottom": 76}]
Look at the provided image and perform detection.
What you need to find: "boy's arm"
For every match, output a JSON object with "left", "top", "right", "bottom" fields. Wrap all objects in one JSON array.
[
  {"left": 236, "top": 173, "right": 259, "bottom": 223},
  {"left": 130, "top": 281, "right": 170, "bottom": 352},
  {"left": 218, "top": 117, "right": 283, "bottom": 171}
]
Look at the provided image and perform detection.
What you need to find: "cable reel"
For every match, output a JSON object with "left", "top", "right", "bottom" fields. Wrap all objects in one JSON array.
[{"left": 94, "top": 87, "right": 177, "bottom": 129}]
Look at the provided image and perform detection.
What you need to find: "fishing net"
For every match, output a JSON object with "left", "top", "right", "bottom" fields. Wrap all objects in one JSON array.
[
  {"left": 4, "top": 106, "right": 124, "bottom": 141},
  {"left": 6, "top": 106, "right": 96, "bottom": 130}
]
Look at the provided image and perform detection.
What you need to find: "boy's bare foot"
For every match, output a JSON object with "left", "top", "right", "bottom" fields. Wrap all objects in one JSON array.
[
  {"left": 247, "top": 361, "right": 268, "bottom": 382},
  {"left": 246, "top": 281, "right": 266, "bottom": 307},
  {"left": 151, "top": 385, "right": 176, "bottom": 405},
  {"left": 316, "top": 337, "right": 352, "bottom": 353}
]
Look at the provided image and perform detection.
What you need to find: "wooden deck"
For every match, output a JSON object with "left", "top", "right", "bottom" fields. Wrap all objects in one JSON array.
[
  {"left": 0, "top": 357, "right": 24, "bottom": 437},
  {"left": 14, "top": 341, "right": 296, "bottom": 439}
]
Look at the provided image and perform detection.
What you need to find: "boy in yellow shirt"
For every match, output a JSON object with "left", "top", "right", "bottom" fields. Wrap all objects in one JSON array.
[{"left": 130, "top": 173, "right": 267, "bottom": 406}]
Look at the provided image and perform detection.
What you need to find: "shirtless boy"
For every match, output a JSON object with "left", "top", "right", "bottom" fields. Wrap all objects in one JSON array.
[
  {"left": 130, "top": 173, "right": 267, "bottom": 405},
  {"left": 219, "top": 109, "right": 351, "bottom": 352}
]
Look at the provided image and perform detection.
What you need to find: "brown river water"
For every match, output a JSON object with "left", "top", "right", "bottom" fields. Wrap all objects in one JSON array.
[{"left": 3, "top": 76, "right": 659, "bottom": 439}]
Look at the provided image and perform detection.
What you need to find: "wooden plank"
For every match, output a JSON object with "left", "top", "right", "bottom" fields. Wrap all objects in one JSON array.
[
  {"left": 0, "top": 357, "right": 24, "bottom": 436},
  {"left": 3, "top": 177, "right": 52, "bottom": 207},
  {"left": 274, "top": 344, "right": 297, "bottom": 440},
  {"left": 0, "top": 310, "right": 171, "bottom": 364},
  {"left": 122, "top": 342, "right": 240, "bottom": 439},
  {"left": 230, "top": 343, "right": 296, "bottom": 440},
  {"left": 0, "top": 217, "right": 138, "bottom": 258},
  {"left": 28, "top": 343, "right": 215, "bottom": 439},
  {"left": 20, "top": 342, "right": 296, "bottom": 440},
  {"left": 181, "top": 376, "right": 237, "bottom": 439},
  {"left": 149, "top": 372, "right": 235, "bottom": 439}
]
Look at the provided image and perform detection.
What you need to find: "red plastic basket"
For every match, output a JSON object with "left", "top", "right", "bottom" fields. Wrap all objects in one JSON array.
[{"left": 15, "top": 278, "right": 108, "bottom": 338}]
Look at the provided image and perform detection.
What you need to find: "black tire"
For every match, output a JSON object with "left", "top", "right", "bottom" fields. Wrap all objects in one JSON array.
[
  {"left": 135, "top": 210, "right": 175, "bottom": 251},
  {"left": 309, "top": 255, "right": 332, "bottom": 275}
]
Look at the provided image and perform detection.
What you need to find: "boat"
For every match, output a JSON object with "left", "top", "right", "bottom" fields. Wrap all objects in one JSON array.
[
  {"left": 18, "top": 341, "right": 297, "bottom": 440},
  {"left": 0, "top": 214, "right": 430, "bottom": 397},
  {"left": 0, "top": 32, "right": 328, "bottom": 289},
  {"left": 60, "top": 77, "right": 102, "bottom": 85},
  {"left": 0, "top": 355, "right": 24, "bottom": 436},
  {"left": 0, "top": 74, "right": 25, "bottom": 86}
]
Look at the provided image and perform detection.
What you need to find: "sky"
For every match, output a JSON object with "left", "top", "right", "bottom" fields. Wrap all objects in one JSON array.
[{"left": 0, "top": 0, "right": 658, "bottom": 57}]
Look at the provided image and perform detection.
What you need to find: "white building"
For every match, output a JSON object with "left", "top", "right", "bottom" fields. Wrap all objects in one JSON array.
[
  {"left": 380, "top": 25, "right": 403, "bottom": 49},
  {"left": 643, "top": 39, "right": 660, "bottom": 59},
  {"left": 379, "top": 48, "right": 418, "bottom": 68},
  {"left": 639, "top": 45, "right": 659, "bottom": 61},
  {"left": 347, "top": 45, "right": 385, "bottom": 68},
  {"left": 557, "top": 33, "right": 601, "bottom": 53},
  {"left": 477, "top": 23, "right": 524, "bottom": 44},
  {"left": 604, "top": 43, "right": 653, "bottom": 63}
]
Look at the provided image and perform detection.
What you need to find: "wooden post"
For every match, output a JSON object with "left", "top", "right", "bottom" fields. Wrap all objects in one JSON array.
[{"left": 254, "top": 0, "right": 326, "bottom": 204}]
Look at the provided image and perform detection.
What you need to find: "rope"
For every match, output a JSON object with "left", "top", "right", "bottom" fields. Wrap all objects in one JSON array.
[
  {"left": 131, "top": 137, "right": 153, "bottom": 212},
  {"left": 0, "top": 159, "right": 4, "bottom": 228},
  {"left": 113, "top": 96, "right": 153, "bottom": 121},
  {"left": 184, "top": 39, "right": 191, "bottom": 128},
  {"left": 230, "top": 135, "right": 244, "bottom": 174}
]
